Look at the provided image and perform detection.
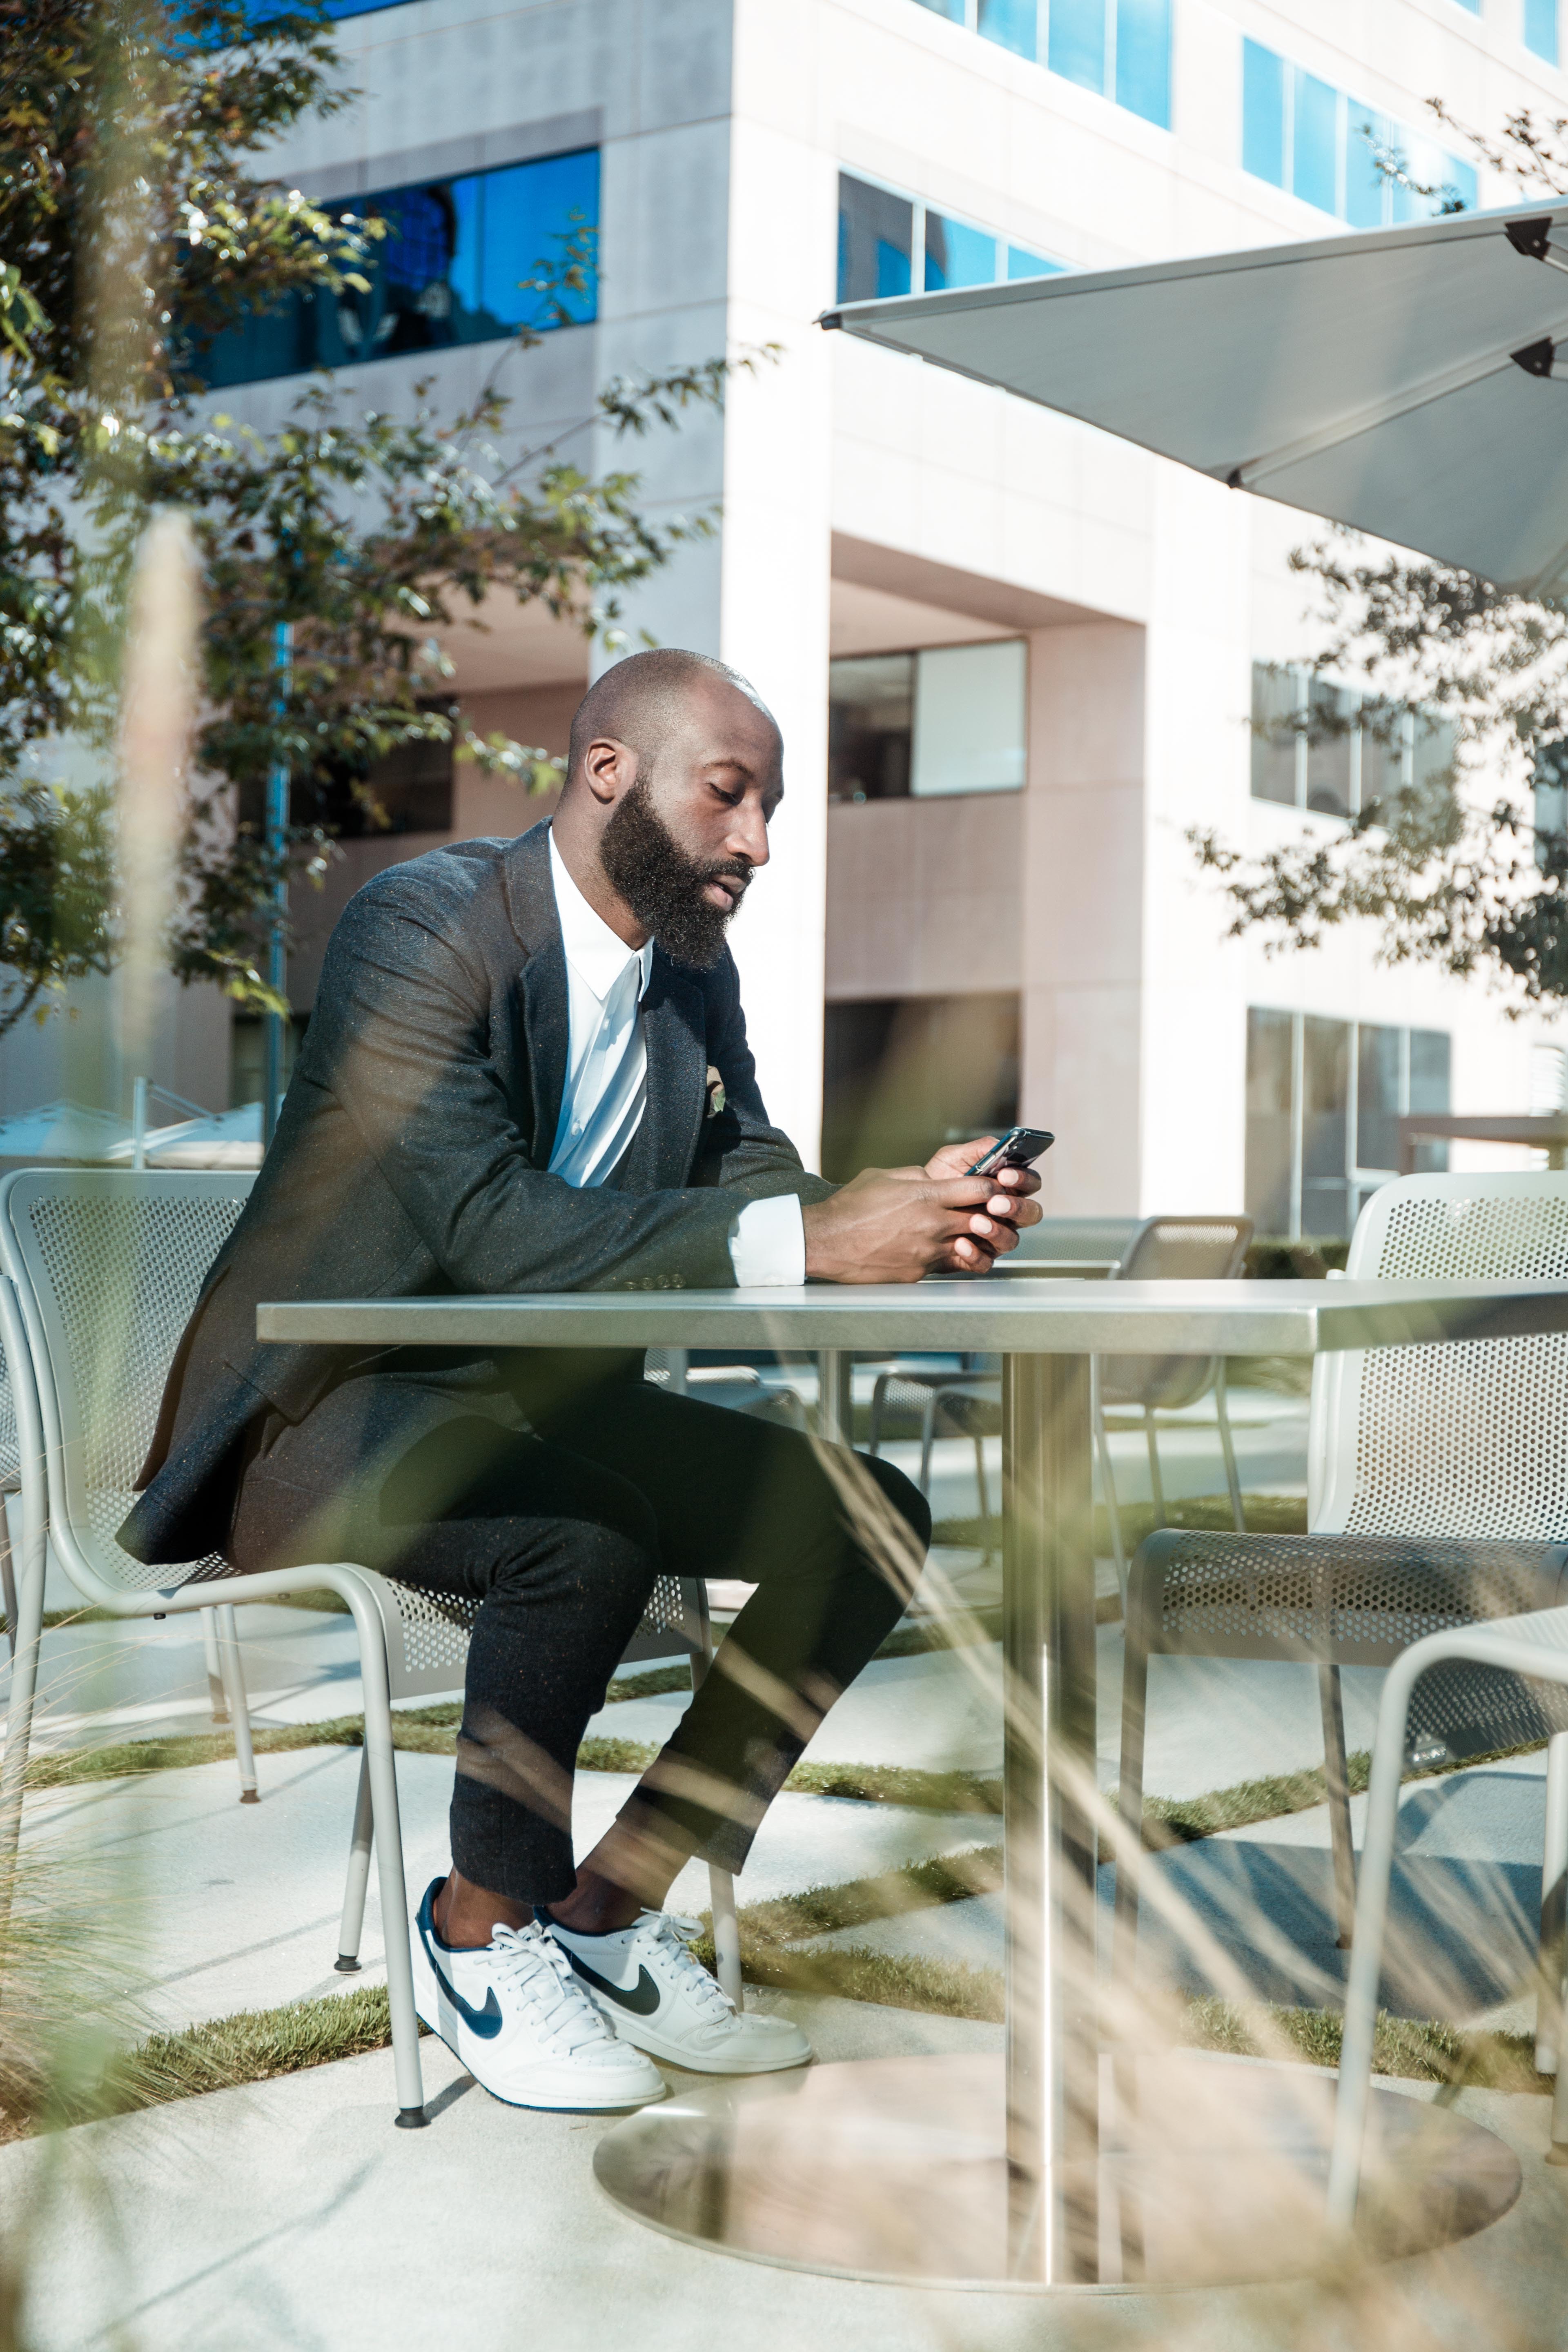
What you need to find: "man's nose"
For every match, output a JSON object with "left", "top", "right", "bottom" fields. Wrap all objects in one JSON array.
[{"left": 728, "top": 799, "right": 770, "bottom": 869}]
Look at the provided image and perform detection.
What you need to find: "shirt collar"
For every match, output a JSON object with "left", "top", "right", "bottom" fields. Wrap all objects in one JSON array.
[{"left": 548, "top": 829, "right": 654, "bottom": 1004}]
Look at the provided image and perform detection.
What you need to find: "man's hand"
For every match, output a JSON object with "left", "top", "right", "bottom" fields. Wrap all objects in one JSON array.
[{"left": 801, "top": 1149, "right": 1043, "bottom": 1285}]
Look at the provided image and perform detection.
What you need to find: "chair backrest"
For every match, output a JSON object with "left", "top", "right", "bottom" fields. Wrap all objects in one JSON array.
[
  {"left": 1309, "top": 1171, "right": 1568, "bottom": 1540},
  {"left": 0, "top": 1167, "right": 709, "bottom": 1694},
  {"left": 0, "top": 1169, "right": 253, "bottom": 1600},
  {"left": 1010, "top": 1215, "right": 1143, "bottom": 1265},
  {"left": 1100, "top": 1214, "right": 1254, "bottom": 1409}
]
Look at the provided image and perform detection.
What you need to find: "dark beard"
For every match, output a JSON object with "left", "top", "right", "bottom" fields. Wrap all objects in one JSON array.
[{"left": 598, "top": 779, "right": 750, "bottom": 970}]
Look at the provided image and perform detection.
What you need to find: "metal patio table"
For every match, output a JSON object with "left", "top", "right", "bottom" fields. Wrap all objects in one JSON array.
[{"left": 258, "top": 1276, "right": 1568, "bottom": 2290}]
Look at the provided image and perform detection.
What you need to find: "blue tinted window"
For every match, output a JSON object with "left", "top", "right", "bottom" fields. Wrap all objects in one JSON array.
[
  {"left": 1446, "top": 156, "right": 1479, "bottom": 209},
  {"left": 1451, "top": 0, "right": 1481, "bottom": 9},
  {"left": 877, "top": 239, "right": 912, "bottom": 297},
  {"left": 1242, "top": 40, "right": 1285, "bottom": 185},
  {"left": 1049, "top": 0, "right": 1107, "bottom": 91},
  {"left": 324, "top": 0, "right": 417, "bottom": 13},
  {"left": 978, "top": 0, "right": 1039, "bottom": 55},
  {"left": 925, "top": 213, "right": 1000, "bottom": 290},
  {"left": 194, "top": 147, "right": 598, "bottom": 388},
  {"left": 1292, "top": 72, "right": 1339, "bottom": 213},
  {"left": 1345, "top": 112, "right": 1386, "bottom": 227},
  {"left": 911, "top": 0, "right": 966, "bottom": 14},
  {"left": 1007, "top": 243, "right": 1063, "bottom": 277},
  {"left": 1526, "top": 0, "right": 1558, "bottom": 60},
  {"left": 838, "top": 175, "right": 914, "bottom": 303},
  {"left": 1115, "top": 0, "right": 1170, "bottom": 125}
]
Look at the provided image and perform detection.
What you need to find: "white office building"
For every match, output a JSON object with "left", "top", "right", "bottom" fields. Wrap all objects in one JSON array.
[{"left": 18, "top": 0, "right": 1568, "bottom": 1235}]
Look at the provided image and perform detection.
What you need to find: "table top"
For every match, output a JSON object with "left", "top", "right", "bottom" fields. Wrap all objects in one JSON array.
[{"left": 256, "top": 1276, "right": 1568, "bottom": 1357}]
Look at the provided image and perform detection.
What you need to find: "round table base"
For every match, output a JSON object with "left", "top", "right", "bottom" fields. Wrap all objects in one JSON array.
[{"left": 593, "top": 2051, "right": 1521, "bottom": 2292}]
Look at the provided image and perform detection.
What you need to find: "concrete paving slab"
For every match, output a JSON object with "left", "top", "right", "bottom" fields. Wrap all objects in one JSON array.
[
  {"left": 805, "top": 1750, "right": 1556, "bottom": 2030},
  {"left": 19, "top": 1748, "right": 993, "bottom": 2039},
  {"left": 0, "top": 2000, "right": 1563, "bottom": 2352}
]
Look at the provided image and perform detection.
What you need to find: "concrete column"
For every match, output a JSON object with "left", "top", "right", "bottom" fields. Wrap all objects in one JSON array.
[
  {"left": 1020, "top": 622, "right": 1145, "bottom": 1216},
  {"left": 718, "top": 2, "right": 836, "bottom": 1167}
]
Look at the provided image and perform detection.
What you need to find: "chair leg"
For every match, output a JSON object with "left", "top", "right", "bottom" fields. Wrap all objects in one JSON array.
[
  {"left": 354, "top": 1628, "right": 424, "bottom": 2126},
  {"left": 0, "top": 1501, "right": 47, "bottom": 1924},
  {"left": 1114, "top": 1565, "right": 1153, "bottom": 1982},
  {"left": 1093, "top": 1363, "right": 1128, "bottom": 1604},
  {"left": 1215, "top": 1365, "right": 1246, "bottom": 1536},
  {"left": 918, "top": 1394, "right": 937, "bottom": 1498},
  {"left": 973, "top": 1434, "right": 990, "bottom": 1529},
  {"left": 214, "top": 1605, "right": 258, "bottom": 1803},
  {"left": 1143, "top": 1408, "right": 1166, "bottom": 1528},
  {"left": 200, "top": 1608, "right": 229, "bottom": 1724},
  {"left": 336, "top": 1745, "right": 376, "bottom": 1973},
  {"left": 709, "top": 1864, "right": 742, "bottom": 2009},
  {"left": 1327, "top": 1662, "right": 1418, "bottom": 2229},
  {"left": 866, "top": 1374, "right": 890, "bottom": 1458},
  {"left": 1539, "top": 1731, "right": 1568, "bottom": 2072},
  {"left": 1319, "top": 1665, "right": 1357, "bottom": 1950}
]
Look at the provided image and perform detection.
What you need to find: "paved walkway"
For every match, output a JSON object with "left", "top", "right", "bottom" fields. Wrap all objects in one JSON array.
[{"left": 2, "top": 1998, "right": 1564, "bottom": 2352}]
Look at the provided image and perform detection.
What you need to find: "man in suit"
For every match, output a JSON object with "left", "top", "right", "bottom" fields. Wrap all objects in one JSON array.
[{"left": 123, "top": 648, "right": 1041, "bottom": 2113}]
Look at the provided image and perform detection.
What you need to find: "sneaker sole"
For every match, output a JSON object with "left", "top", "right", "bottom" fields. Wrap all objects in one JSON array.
[
  {"left": 596, "top": 2011, "right": 812, "bottom": 2076},
  {"left": 414, "top": 2001, "right": 668, "bottom": 2111}
]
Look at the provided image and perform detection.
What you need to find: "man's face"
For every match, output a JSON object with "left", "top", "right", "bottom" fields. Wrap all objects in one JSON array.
[{"left": 598, "top": 678, "right": 784, "bottom": 968}]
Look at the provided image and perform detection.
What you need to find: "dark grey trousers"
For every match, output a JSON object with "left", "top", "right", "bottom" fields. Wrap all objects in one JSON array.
[{"left": 228, "top": 1365, "right": 928, "bottom": 1902}]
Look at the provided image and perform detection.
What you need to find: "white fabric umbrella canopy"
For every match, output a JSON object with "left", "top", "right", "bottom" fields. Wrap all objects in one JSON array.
[{"left": 824, "top": 198, "right": 1568, "bottom": 594}]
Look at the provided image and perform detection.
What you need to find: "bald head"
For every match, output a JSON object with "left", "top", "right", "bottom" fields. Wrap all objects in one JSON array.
[
  {"left": 550, "top": 646, "right": 785, "bottom": 967},
  {"left": 565, "top": 649, "right": 776, "bottom": 787}
]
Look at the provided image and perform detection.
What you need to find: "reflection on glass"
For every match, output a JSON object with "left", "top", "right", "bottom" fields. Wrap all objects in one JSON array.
[
  {"left": 1409, "top": 1029, "right": 1452, "bottom": 1173},
  {"left": 912, "top": 641, "right": 1027, "bottom": 795},
  {"left": 1356, "top": 1023, "right": 1403, "bottom": 1175},
  {"left": 1007, "top": 243, "right": 1063, "bottom": 279},
  {"left": 1115, "top": 0, "right": 1171, "bottom": 127},
  {"left": 1410, "top": 717, "right": 1457, "bottom": 822},
  {"left": 925, "top": 213, "right": 1001, "bottom": 291},
  {"left": 1242, "top": 40, "right": 1286, "bottom": 185},
  {"left": 1345, "top": 114, "right": 1387, "bottom": 231},
  {"left": 1049, "top": 0, "right": 1106, "bottom": 90},
  {"left": 1293, "top": 73, "right": 1339, "bottom": 215},
  {"left": 829, "top": 656, "right": 914, "bottom": 801},
  {"left": 911, "top": 0, "right": 966, "bottom": 15},
  {"left": 1305, "top": 680, "right": 1354, "bottom": 816},
  {"left": 1358, "top": 706, "right": 1405, "bottom": 811},
  {"left": 1302, "top": 1015, "right": 1352, "bottom": 1239},
  {"left": 1245, "top": 1007, "right": 1295, "bottom": 1238},
  {"left": 1534, "top": 741, "right": 1568, "bottom": 865},
  {"left": 1526, "top": 0, "right": 1559, "bottom": 64},
  {"left": 978, "top": 0, "right": 1038, "bottom": 57},
  {"left": 1251, "top": 665, "right": 1298, "bottom": 806},
  {"left": 837, "top": 175, "right": 915, "bottom": 302},
  {"left": 196, "top": 148, "right": 599, "bottom": 387}
]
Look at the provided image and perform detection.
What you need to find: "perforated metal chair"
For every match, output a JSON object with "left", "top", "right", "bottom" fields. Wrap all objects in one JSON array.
[
  {"left": 0, "top": 1170, "right": 742, "bottom": 2127},
  {"left": 1327, "top": 1604, "right": 1568, "bottom": 2226},
  {"left": 866, "top": 1215, "right": 1252, "bottom": 1547},
  {"left": 1116, "top": 1172, "right": 1568, "bottom": 2002}
]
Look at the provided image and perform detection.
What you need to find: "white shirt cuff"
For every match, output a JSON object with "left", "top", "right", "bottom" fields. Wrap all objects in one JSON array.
[{"left": 728, "top": 1193, "right": 806, "bottom": 1287}]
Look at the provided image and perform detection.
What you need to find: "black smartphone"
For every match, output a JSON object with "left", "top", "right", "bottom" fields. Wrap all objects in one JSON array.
[{"left": 964, "top": 1126, "right": 1054, "bottom": 1176}]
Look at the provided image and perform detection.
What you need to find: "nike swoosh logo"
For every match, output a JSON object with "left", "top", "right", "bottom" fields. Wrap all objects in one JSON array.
[
  {"left": 564, "top": 1952, "right": 661, "bottom": 2016},
  {"left": 419, "top": 1922, "right": 504, "bottom": 2040}
]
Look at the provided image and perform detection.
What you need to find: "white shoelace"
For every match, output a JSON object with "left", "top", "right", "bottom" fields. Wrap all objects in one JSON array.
[
  {"left": 639, "top": 1911, "right": 735, "bottom": 2025},
  {"left": 488, "top": 1923, "right": 619, "bottom": 2056}
]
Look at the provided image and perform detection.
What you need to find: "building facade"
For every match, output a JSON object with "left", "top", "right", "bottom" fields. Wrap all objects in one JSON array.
[{"left": 21, "top": 0, "right": 1568, "bottom": 1233}]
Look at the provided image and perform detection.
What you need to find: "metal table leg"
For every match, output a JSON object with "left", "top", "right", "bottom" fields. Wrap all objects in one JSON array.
[{"left": 1002, "top": 1352, "right": 1098, "bottom": 2284}]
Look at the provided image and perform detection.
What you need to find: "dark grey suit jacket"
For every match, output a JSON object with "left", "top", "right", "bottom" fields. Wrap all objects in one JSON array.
[{"left": 120, "top": 821, "right": 832, "bottom": 1568}]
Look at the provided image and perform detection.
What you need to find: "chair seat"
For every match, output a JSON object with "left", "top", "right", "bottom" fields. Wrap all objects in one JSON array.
[{"left": 1131, "top": 1526, "right": 1568, "bottom": 1763}]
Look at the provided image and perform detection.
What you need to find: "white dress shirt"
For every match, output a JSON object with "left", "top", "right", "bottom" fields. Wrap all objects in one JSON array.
[{"left": 546, "top": 832, "right": 805, "bottom": 1284}]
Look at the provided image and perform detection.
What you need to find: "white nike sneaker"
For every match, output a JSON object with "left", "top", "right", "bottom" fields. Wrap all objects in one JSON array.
[
  {"left": 410, "top": 1879, "right": 667, "bottom": 2111},
  {"left": 547, "top": 1908, "right": 812, "bottom": 2076}
]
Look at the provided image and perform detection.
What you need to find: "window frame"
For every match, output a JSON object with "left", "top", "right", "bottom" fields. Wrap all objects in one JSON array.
[
  {"left": 1249, "top": 663, "right": 1457, "bottom": 823},
  {"left": 1245, "top": 1006, "right": 1451, "bottom": 1240},
  {"left": 836, "top": 168, "right": 1064, "bottom": 304}
]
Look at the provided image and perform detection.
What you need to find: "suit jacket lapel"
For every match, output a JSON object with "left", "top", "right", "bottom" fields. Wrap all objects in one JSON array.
[
  {"left": 503, "top": 822, "right": 568, "bottom": 1164},
  {"left": 623, "top": 954, "right": 706, "bottom": 1192}
]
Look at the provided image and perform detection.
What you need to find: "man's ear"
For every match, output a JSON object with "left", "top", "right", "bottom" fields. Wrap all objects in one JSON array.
[{"left": 582, "top": 735, "right": 637, "bottom": 807}]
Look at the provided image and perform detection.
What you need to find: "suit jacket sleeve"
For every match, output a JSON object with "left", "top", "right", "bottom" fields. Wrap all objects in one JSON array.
[{"left": 309, "top": 875, "right": 824, "bottom": 1293}]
